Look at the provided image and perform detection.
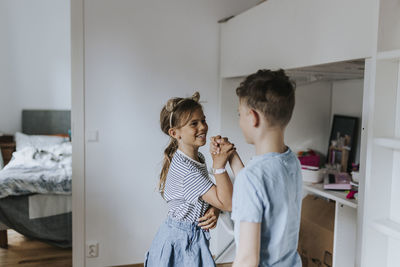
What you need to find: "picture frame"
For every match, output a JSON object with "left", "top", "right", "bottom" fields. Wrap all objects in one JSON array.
[{"left": 326, "top": 115, "right": 358, "bottom": 172}]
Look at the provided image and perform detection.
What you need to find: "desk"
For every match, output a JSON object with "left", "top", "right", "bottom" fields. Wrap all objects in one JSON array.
[{"left": 303, "top": 182, "right": 357, "bottom": 267}]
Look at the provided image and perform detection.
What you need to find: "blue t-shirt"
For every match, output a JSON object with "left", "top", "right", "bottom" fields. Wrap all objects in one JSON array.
[{"left": 231, "top": 148, "right": 302, "bottom": 267}]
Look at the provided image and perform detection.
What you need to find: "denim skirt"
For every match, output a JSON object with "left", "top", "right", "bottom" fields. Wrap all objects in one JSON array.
[{"left": 144, "top": 217, "right": 216, "bottom": 267}]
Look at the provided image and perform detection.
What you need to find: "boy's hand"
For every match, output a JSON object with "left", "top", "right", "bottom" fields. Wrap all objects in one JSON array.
[
  {"left": 197, "top": 206, "right": 220, "bottom": 230},
  {"left": 210, "top": 135, "right": 222, "bottom": 155},
  {"left": 211, "top": 136, "right": 235, "bottom": 168},
  {"left": 210, "top": 136, "right": 232, "bottom": 154}
]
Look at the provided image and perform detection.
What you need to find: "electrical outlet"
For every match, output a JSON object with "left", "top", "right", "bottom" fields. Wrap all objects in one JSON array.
[{"left": 86, "top": 241, "right": 99, "bottom": 258}]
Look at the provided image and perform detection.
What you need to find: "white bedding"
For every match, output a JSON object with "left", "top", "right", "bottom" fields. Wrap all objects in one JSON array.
[{"left": 0, "top": 142, "right": 72, "bottom": 199}]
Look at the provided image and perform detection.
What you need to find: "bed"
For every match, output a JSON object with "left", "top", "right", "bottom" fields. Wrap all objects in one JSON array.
[{"left": 0, "top": 110, "right": 72, "bottom": 248}]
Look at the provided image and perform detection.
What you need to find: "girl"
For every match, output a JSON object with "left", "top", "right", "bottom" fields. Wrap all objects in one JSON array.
[{"left": 145, "top": 92, "right": 235, "bottom": 267}]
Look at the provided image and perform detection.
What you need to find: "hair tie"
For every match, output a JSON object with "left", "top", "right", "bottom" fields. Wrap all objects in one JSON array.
[
  {"left": 167, "top": 91, "right": 200, "bottom": 128},
  {"left": 169, "top": 112, "right": 174, "bottom": 129},
  {"left": 191, "top": 91, "right": 200, "bottom": 102}
]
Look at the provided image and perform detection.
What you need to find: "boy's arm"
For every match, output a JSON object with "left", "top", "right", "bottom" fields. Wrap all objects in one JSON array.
[
  {"left": 233, "top": 222, "right": 261, "bottom": 267},
  {"left": 229, "top": 151, "right": 244, "bottom": 176}
]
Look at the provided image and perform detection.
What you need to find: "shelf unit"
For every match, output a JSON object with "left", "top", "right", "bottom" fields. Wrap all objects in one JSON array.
[
  {"left": 371, "top": 219, "right": 400, "bottom": 241},
  {"left": 377, "top": 49, "right": 400, "bottom": 61},
  {"left": 374, "top": 137, "right": 400, "bottom": 150},
  {"left": 303, "top": 182, "right": 358, "bottom": 267},
  {"left": 362, "top": 0, "right": 400, "bottom": 264},
  {"left": 362, "top": 55, "right": 400, "bottom": 266}
]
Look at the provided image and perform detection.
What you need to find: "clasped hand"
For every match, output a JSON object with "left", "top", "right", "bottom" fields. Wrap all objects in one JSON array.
[{"left": 209, "top": 135, "right": 235, "bottom": 169}]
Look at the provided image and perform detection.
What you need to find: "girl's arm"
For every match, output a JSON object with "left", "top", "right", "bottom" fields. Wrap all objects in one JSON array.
[
  {"left": 201, "top": 140, "right": 235, "bottom": 211},
  {"left": 233, "top": 222, "right": 261, "bottom": 267},
  {"left": 201, "top": 176, "right": 232, "bottom": 212}
]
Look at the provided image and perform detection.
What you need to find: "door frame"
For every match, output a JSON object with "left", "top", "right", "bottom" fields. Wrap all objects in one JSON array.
[{"left": 71, "top": 0, "right": 85, "bottom": 266}]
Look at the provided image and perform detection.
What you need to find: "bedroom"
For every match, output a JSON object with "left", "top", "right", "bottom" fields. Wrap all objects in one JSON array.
[{"left": 0, "top": 0, "right": 72, "bottom": 265}]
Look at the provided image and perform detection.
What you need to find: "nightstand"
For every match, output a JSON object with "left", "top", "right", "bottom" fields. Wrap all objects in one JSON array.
[{"left": 0, "top": 135, "right": 16, "bottom": 166}]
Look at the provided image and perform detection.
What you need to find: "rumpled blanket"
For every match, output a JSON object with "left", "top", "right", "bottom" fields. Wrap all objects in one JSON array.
[{"left": 0, "top": 142, "right": 72, "bottom": 198}]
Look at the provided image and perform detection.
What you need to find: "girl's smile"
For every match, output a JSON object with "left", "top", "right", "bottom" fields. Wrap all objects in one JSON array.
[
  {"left": 174, "top": 108, "right": 208, "bottom": 158},
  {"left": 196, "top": 133, "right": 207, "bottom": 140}
]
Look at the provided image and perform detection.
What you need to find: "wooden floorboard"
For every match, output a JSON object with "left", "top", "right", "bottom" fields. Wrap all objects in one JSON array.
[
  {"left": 113, "top": 263, "right": 232, "bottom": 267},
  {"left": 0, "top": 230, "right": 231, "bottom": 267},
  {"left": 0, "top": 230, "right": 72, "bottom": 267}
]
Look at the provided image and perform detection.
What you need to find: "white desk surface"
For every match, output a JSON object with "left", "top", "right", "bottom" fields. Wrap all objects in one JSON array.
[{"left": 303, "top": 182, "right": 358, "bottom": 209}]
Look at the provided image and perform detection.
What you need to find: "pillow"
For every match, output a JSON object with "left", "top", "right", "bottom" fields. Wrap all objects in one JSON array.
[{"left": 15, "top": 132, "right": 69, "bottom": 151}]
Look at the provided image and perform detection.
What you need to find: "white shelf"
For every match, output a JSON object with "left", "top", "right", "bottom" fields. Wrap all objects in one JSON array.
[
  {"left": 374, "top": 137, "right": 400, "bottom": 150},
  {"left": 303, "top": 182, "right": 358, "bottom": 209},
  {"left": 377, "top": 49, "right": 400, "bottom": 61},
  {"left": 371, "top": 219, "right": 400, "bottom": 240}
]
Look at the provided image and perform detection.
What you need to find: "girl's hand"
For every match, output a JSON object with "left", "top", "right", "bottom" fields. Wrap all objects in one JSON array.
[
  {"left": 210, "top": 135, "right": 222, "bottom": 155},
  {"left": 210, "top": 136, "right": 232, "bottom": 155},
  {"left": 197, "top": 206, "right": 220, "bottom": 230},
  {"left": 211, "top": 136, "right": 235, "bottom": 168}
]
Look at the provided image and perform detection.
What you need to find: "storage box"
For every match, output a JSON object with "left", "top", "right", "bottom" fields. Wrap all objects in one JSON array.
[
  {"left": 298, "top": 195, "right": 335, "bottom": 267},
  {"left": 298, "top": 154, "right": 320, "bottom": 167},
  {"left": 301, "top": 168, "right": 323, "bottom": 183}
]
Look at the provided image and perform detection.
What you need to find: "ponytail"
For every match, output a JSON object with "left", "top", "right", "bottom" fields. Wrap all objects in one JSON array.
[{"left": 159, "top": 138, "right": 178, "bottom": 197}]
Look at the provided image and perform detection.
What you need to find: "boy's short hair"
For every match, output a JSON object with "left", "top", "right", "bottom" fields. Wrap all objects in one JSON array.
[{"left": 236, "top": 69, "right": 295, "bottom": 127}]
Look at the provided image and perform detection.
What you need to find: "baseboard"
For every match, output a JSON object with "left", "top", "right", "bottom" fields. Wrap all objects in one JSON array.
[
  {"left": 111, "top": 262, "right": 233, "bottom": 267},
  {"left": 110, "top": 264, "right": 143, "bottom": 267}
]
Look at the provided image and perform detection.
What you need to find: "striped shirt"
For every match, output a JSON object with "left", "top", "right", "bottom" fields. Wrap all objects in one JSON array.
[{"left": 164, "top": 150, "right": 214, "bottom": 222}]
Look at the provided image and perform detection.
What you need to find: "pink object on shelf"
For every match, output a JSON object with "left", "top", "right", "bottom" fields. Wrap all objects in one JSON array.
[
  {"left": 298, "top": 155, "right": 320, "bottom": 167},
  {"left": 346, "top": 190, "right": 358, "bottom": 199}
]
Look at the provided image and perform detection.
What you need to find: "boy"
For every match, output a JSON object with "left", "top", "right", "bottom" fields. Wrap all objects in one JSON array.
[{"left": 214, "top": 69, "right": 302, "bottom": 266}]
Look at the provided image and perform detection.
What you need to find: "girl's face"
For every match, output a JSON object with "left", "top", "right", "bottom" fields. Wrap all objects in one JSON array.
[{"left": 176, "top": 108, "right": 208, "bottom": 149}]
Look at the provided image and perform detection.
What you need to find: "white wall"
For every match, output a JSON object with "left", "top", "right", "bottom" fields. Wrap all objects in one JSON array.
[
  {"left": 83, "top": 1, "right": 260, "bottom": 266},
  {"left": 0, "top": 0, "right": 71, "bottom": 135},
  {"left": 331, "top": 79, "right": 364, "bottom": 164}
]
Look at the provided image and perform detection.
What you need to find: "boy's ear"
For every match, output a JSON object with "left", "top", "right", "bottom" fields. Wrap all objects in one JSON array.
[{"left": 249, "top": 109, "right": 260, "bottom": 127}]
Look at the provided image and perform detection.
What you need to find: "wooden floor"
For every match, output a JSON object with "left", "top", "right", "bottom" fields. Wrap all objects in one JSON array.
[
  {"left": 0, "top": 230, "right": 231, "bottom": 267},
  {"left": 0, "top": 230, "right": 72, "bottom": 267},
  {"left": 119, "top": 264, "right": 232, "bottom": 267},
  {"left": 116, "top": 262, "right": 232, "bottom": 267}
]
